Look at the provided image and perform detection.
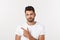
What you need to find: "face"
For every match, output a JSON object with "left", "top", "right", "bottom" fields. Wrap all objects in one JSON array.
[{"left": 25, "top": 10, "right": 36, "bottom": 22}]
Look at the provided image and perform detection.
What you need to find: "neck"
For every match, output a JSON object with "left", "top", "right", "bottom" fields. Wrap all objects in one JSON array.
[{"left": 27, "top": 21, "right": 36, "bottom": 26}]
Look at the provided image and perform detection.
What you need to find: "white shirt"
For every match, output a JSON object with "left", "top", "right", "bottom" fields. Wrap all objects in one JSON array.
[{"left": 15, "top": 22, "right": 45, "bottom": 40}]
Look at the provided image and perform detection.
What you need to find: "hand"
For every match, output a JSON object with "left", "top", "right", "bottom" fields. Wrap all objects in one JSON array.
[
  {"left": 21, "top": 27, "right": 31, "bottom": 38},
  {"left": 21, "top": 27, "right": 37, "bottom": 40}
]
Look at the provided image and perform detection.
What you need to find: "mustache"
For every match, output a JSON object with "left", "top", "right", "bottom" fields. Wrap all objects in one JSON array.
[{"left": 28, "top": 18, "right": 32, "bottom": 19}]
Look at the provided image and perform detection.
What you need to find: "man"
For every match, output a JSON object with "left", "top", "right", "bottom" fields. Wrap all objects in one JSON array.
[{"left": 15, "top": 6, "right": 45, "bottom": 40}]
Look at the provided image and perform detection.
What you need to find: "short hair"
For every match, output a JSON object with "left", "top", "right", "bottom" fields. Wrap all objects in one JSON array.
[{"left": 25, "top": 6, "right": 35, "bottom": 13}]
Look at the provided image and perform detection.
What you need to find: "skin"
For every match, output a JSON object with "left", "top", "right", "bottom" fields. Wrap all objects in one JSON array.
[
  {"left": 15, "top": 10, "right": 45, "bottom": 40},
  {"left": 15, "top": 35, "right": 21, "bottom": 40},
  {"left": 38, "top": 35, "right": 45, "bottom": 40}
]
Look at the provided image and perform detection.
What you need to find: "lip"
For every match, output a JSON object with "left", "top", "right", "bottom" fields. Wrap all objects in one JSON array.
[{"left": 29, "top": 18, "right": 32, "bottom": 20}]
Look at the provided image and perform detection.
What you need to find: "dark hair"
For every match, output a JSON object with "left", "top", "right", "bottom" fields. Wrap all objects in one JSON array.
[{"left": 25, "top": 6, "right": 35, "bottom": 13}]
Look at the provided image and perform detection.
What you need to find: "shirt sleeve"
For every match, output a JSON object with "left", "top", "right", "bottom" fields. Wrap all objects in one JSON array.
[
  {"left": 39, "top": 25, "right": 45, "bottom": 35},
  {"left": 15, "top": 25, "right": 23, "bottom": 36}
]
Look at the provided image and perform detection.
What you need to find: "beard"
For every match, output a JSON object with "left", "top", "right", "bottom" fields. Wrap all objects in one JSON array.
[{"left": 27, "top": 18, "right": 34, "bottom": 22}]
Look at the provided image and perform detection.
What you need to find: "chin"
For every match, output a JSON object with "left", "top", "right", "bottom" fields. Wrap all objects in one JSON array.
[{"left": 28, "top": 20, "right": 34, "bottom": 22}]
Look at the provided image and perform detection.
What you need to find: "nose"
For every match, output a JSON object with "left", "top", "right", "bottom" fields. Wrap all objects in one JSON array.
[{"left": 28, "top": 15, "right": 31, "bottom": 18}]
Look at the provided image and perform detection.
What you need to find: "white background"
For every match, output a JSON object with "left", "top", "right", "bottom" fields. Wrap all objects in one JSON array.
[{"left": 0, "top": 0, "right": 60, "bottom": 40}]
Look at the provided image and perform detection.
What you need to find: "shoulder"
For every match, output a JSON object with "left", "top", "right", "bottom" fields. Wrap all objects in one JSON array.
[
  {"left": 16, "top": 22, "right": 28, "bottom": 30},
  {"left": 37, "top": 22, "right": 45, "bottom": 27},
  {"left": 36, "top": 22, "right": 45, "bottom": 30}
]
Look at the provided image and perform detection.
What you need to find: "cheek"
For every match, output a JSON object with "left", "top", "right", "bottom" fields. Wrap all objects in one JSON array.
[
  {"left": 25, "top": 16, "right": 29, "bottom": 19},
  {"left": 31, "top": 15, "right": 35, "bottom": 18}
]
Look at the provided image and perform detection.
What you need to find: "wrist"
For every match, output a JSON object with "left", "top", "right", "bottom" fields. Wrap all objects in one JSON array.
[{"left": 28, "top": 35, "right": 37, "bottom": 40}]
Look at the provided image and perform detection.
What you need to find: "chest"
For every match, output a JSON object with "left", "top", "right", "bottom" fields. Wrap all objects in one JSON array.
[{"left": 28, "top": 25, "right": 42, "bottom": 39}]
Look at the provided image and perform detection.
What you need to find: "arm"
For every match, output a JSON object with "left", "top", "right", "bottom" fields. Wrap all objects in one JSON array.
[
  {"left": 28, "top": 34, "right": 37, "bottom": 40},
  {"left": 38, "top": 35, "right": 45, "bottom": 40},
  {"left": 15, "top": 34, "right": 21, "bottom": 40}
]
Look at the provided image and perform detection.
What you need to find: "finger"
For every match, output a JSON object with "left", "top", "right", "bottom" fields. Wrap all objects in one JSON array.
[
  {"left": 21, "top": 27, "right": 26, "bottom": 31},
  {"left": 27, "top": 28, "right": 29, "bottom": 31}
]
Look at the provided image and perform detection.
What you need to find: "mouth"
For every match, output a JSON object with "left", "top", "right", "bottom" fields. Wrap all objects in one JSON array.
[{"left": 29, "top": 18, "right": 32, "bottom": 19}]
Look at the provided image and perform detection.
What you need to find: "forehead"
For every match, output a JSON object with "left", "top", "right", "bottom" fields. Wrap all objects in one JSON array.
[{"left": 25, "top": 10, "right": 34, "bottom": 14}]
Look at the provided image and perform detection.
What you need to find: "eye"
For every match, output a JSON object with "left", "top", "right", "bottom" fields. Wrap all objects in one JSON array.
[
  {"left": 30, "top": 13, "right": 33, "bottom": 15},
  {"left": 26, "top": 14, "right": 29, "bottom": 16}
]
